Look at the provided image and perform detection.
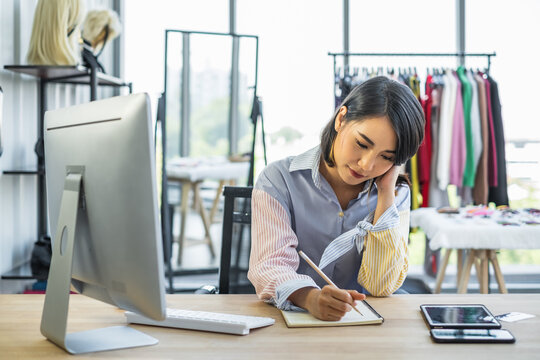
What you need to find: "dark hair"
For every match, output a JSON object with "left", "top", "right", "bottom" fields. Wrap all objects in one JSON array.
[
  {"left": 322, "top": 76, "right": 424, "bottom": 166},
  {"left": 321, "top": 76, "right": 425, "bottom": 187}
]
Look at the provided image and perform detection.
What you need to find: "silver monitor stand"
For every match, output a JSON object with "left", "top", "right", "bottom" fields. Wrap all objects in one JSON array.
[{"left": 40, "top": 169, "right": 159, "bottom": 354}]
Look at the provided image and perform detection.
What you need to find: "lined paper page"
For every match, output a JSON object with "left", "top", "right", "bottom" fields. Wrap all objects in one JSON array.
[{"left": 281, "top": 300, "right": 383, "bottom": 328}]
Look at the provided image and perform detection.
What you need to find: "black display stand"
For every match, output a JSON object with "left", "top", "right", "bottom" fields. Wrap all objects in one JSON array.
[
  {"left": 162, "top": 30, "right": 267, "bottom": 292},
  {"left": 1, "top": 65, "right": 132, "bottom": 280}
]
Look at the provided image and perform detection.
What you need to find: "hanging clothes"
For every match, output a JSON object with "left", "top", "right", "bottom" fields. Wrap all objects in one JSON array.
[
  {"left": 409, "top": 74, "right": 423, "bottom": 209},
  {"left": 449, "top": 71, "right": 466, "bottom": 187},
  {"left": 0, "top": 86, "right": 3, "bottom": 178},
  {"left": 418, "top": 75, "right": 433, "bottom": 206},
  {"left": 427, "top": 74, "right": 450, "bottom": 207},
  {"left": 483, "top": 73, "right": 499, "bottom": 187},
  {"left": 436, "top": 70, "right": 456, "bottom": 191},
  {"left": 487, "top": 76, "right": 509, "bottom": 205},
  {"left": 467, "top": 70, "right": 483, "bottom": 179},
  {"left": 332, "top": 64, "right": 509, "bottom": 208},
  {"left": 457, "top": 67, "right": 475, "bottom": 187},
  {"left": 0, "top": 85, "right": 3, "bottom": 159},
  {"left": 473, "top": 73, "right": 490, "bottom": 205}
]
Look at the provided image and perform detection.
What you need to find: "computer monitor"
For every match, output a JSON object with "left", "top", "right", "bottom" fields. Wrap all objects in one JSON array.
[{"left": 42, "top": 93, "right": 166, "bottom": 354}]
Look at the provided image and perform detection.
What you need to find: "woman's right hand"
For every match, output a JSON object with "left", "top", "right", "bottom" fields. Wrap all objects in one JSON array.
[{"left": 305, "top": 286, "right": 366, "bottom": 321}]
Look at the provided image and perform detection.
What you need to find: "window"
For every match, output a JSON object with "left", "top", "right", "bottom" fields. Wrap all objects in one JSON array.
[
  {"left": 467, "top": 0, "right": 540, "bottom": 209},
  {"left": 189, "top": 34, "right": 232, "bottom": 157},
  {"left": 237, "top": 0, "right": 342, "bottom": 163},
  {"left": 124, "top": 0, "right": 228, "bottom": 97},
  {"left": 348, "top": 0, "right": 456, "bottom": 73}
]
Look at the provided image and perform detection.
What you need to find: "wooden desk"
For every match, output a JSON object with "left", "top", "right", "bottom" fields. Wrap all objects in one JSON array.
[{"left": 1, "top": 294, "right": 538, "bottom": 359}]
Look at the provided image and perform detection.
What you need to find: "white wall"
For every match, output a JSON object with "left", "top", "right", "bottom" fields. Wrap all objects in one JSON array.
[{"left": 0, "top": 0, "right": 121, "bottom": 293}]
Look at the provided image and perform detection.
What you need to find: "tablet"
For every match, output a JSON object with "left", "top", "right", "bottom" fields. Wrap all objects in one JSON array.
[
  {"left": 430, "top": 329, "right": 515, "bottom": 343},
  {"left": 420, "top": 304, "right": 501, "bottom": 329}
]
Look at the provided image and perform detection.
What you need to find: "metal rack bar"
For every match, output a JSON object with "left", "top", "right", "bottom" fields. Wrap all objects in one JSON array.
[
  {"left": 329, "top": 52, "right": 496, "bottom": 74},
  {"left": 328, "top": 52, "right": 496, "bottom": 57},
  {"left": 329, "top": 51, "right": 497, "bottom": 101}
]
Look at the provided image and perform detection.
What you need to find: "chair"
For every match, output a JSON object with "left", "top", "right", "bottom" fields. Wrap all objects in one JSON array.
[
  {"left": 218, "top": 186, "right": 256, "bottom": 294},
  {"left": 195, "top": 185, "right": 254, "bottom": 294}
]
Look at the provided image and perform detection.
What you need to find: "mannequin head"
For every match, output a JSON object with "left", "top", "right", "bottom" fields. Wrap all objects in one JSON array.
[
  {"left": 81, "top": 9, "right": 121, "bottom": 55},
  {"left": 27, "top": 0, "right": 84, "bottom": 65}
]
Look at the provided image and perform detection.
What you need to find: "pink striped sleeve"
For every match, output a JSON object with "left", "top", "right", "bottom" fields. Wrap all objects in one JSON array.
[{"left": 248, "top": 188, "right": 314, "bottom": 301}]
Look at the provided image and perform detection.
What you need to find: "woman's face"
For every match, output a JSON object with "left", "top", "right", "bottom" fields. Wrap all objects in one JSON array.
[{"left": 331, "top": 108, "right": 397, "bottom": 187}]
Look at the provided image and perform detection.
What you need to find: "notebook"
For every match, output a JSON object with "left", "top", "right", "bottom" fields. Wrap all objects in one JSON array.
[{"left": 280, "top": 300, "right": 383, "bottom": 328}]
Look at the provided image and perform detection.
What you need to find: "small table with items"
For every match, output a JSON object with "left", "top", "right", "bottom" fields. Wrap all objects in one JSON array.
[
  {"left": 166, "top": 158, "right": 250, "bottom": 265},
  {"left": 411, "top": 207, "right": 540, "bottom": 294}
]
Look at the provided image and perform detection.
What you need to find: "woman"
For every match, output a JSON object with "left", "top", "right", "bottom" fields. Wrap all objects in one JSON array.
[{"left": 248, "top": 76, "right": 425, "bottom": 321}]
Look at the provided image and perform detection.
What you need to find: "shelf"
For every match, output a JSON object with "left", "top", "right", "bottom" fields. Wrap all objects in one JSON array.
[
  {"left": 2, "top": 65, "right": 132, "bottom": 281},
  {"left": 3, "top": 168, "right": 44, "bottom": 175},
  {"left": 1, "top": 261, "right": 36, "bottom": 280},
  {"left": 4, "top": 65, "right": 130, "bottom": 87}
]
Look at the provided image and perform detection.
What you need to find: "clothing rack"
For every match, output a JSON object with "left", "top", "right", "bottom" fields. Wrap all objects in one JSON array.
[
  {"left": 328, "top": 51, "right": 502, "bottom": 288},
  {"left": 329, "top": 51, "right": 497, "bottom": 78}
]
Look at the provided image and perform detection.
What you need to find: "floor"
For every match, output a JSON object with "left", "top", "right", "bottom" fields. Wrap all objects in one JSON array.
[{"left": 166, "top": 190, "right": 222, "bottom": 293}]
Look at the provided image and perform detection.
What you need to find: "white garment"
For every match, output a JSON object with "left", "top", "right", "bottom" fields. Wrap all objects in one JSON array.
[
  {"left": 436, "top": 70, "right": 457, "bottom": 190},
  {"left": 428, "top": 83, "right": 449, "bottom": 207},
  {"left": 467, "top": 71, "right": 482, "bottom": 173}
]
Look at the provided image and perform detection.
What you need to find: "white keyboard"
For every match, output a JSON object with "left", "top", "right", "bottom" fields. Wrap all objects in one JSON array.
[{"left": 125, "top": 308, "right": 275, "bottom": 335}]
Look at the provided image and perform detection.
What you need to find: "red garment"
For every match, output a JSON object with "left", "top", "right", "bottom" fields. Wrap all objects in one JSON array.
[
  {"left": 482, "top": 73, "right": 498, "bottom": 187},
  {"left": 418, "top": 75, "right": 433, "bottom": 206}
]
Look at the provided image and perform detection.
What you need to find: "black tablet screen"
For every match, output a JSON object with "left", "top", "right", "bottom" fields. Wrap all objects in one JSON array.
[{"left": 421, "top": 305, "right": 501, "bottom": 328}]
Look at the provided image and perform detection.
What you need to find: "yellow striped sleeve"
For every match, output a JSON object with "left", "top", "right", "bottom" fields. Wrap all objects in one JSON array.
[{"left": 357, "top": 209, "right": 410, "bottom": 296}]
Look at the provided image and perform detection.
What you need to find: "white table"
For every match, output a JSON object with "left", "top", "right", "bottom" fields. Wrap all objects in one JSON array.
[
  {"left": 411, "top": 207, "right": 540, "bottom": 294},
  {"left": 167, "top": 159, "right": 250, "bottom": 265}
]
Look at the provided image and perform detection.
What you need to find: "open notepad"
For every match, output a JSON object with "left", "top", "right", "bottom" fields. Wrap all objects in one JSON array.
[{"left": 280, "top": 300, "right": 384, "bottom": 328}]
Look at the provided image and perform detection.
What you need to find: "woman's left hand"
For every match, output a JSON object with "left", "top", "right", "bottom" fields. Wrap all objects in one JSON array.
[
  {"left": 372, "top": 165, "right": 400, "bottom": 224},
  {"left": 375, "top": 165, "right": 400, "bottom": 194}
]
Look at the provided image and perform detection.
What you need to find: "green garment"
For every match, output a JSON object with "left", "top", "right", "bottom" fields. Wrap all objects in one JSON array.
[{"left": 457, "top": 66, "right": 475, "bottom": 187}]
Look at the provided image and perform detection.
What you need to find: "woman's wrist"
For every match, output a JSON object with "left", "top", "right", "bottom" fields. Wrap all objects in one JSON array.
[
  {"left": 288, "top": 287, "right": 320, "bottom": 311},
  {"left": 377, "top": 184, "right": 396, "bottom": 199},
  {"left": 374, "top": 191, "right": 395, "bottom": 225}
]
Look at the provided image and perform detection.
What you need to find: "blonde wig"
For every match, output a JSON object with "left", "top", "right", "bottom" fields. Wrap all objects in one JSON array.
[
  {"left": 26, "top": 0, "right": 84, "bottom": 65},
  {"left": 81, "top": 9, "right": 121, "bottom": 54}
]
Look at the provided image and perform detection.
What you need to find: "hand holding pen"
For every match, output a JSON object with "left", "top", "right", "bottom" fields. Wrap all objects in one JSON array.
[{"left": 298, "top": 250, "right": 366, "bottom": 321}]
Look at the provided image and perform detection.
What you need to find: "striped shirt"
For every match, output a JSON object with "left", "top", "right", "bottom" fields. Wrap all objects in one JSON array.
[{"left": 248, "top": 146, "right": 410, "bottom": 310}]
